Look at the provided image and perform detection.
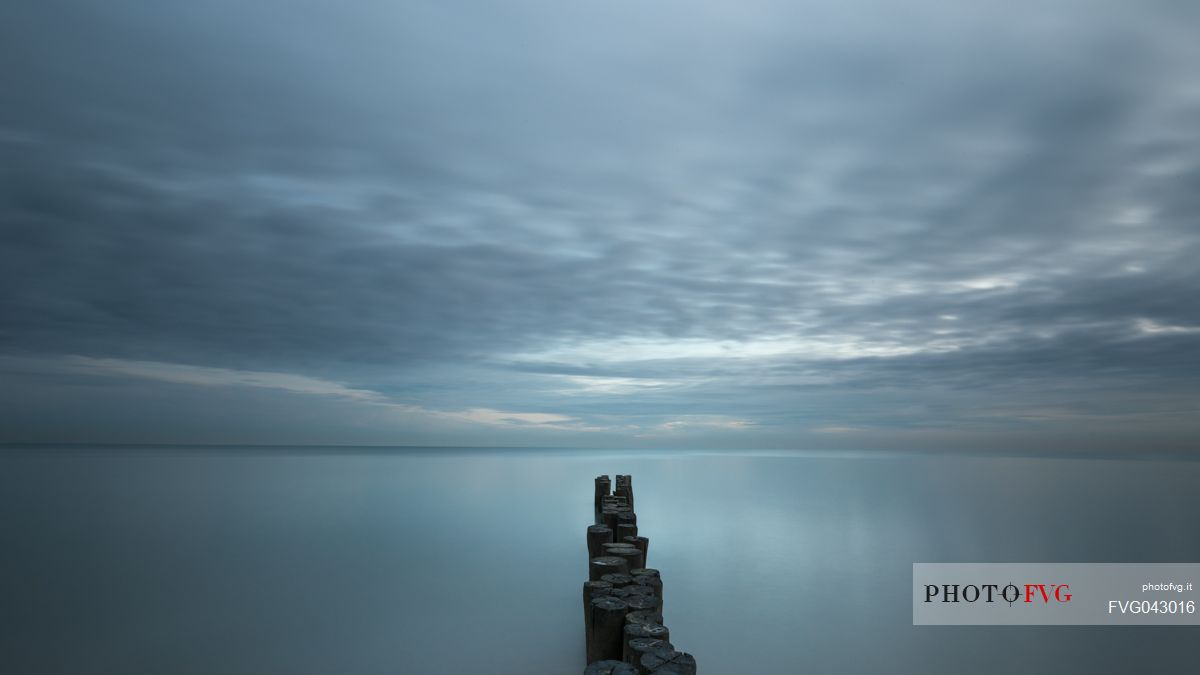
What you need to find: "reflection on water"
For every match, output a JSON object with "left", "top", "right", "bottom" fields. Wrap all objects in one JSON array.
[{"left": 2, "top": 447, "right": 1198, "bottom": 674}]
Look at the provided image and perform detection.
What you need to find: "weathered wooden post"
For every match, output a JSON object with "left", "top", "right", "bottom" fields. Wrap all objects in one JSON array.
[
  {"left": 595, "top": 475, "right": 611, "bottom": 511},
  {"left": 601, "top": 508, "right": 621, "bottom": 533},
  {"left": 590, "top": 556, "right": 629, "bottom": 580},
  {"left": 583, "top": 580, "right": 614, "bottom": 645},
  {"left": 622, "top": 535, "right": 649, "bottom": 566},
  {"left": 615, "top": 474, "right": 634, "bottom": 510},
  {"left": 588, "top": 596, "right": 629, "bottom": 663},
  {"left": 614, "top": 583, "right": 655, "bottom": 604},
  {"left": 600, "top": 573, "right": 632, "bottom": 588},
  {"left": 588, "top": 524, "right": 614, "bottom": 560},
  {"left": 602, "top": 494, "right": 626, "bottom": 508},
  {"left": 625, "top": 638, "right": 672, "bottom": 673},
  {"left": 623, "top": 594, "right": 660, "bottom": 615},
  {"left": 622, "top": 622, "right": 670, "bottom": 663},
  {"left": 630, "top": 568, "right": 662, "bottom": 605},
  {"left": 639, "top": 648, "right": 696, "bottom": 675},
  {"left": 625, "top": 609, "right": 663, "bottom": 626},
  {"left": 601, "top": 542, "right": 637, "bottom": 555},
  {"left": 610, "top": 545, "right": 644, "bottom": 572}
]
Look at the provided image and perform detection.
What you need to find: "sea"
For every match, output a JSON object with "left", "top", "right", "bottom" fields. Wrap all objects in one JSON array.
[{"left": 3, "top": 446, "right": 1198, "bottom": 674}]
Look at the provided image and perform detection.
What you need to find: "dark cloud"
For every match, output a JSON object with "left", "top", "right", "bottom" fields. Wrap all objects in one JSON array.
[{"left": 2, "top": 0, "right": 1199, "bottom": 447}]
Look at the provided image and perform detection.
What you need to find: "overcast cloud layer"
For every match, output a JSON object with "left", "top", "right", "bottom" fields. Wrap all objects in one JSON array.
[{"left": 2, "top": 0, "right": 1199, "bottom": 448}]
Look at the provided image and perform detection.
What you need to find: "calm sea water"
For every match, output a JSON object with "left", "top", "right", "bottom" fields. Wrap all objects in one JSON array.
[{"left": 2, "top": 447, "right": 1198, "bottom": 674}]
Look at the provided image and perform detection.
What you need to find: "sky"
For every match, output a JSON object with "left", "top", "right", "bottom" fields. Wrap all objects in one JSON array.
[{"left": 2, "top": 0, "right": 1198, "bottom": 449}]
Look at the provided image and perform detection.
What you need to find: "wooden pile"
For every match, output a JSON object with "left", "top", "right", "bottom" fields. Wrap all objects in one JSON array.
[{"left": 583, "top": 474, "right": 697, "bottom": 674}]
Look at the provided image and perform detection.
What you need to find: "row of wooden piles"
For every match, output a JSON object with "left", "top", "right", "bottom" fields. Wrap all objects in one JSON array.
[{"left": 583, "top": 474, "right": 697, "bottom": 675}]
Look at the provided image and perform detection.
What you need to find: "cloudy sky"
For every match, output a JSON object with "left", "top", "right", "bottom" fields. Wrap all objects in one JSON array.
[{"left": 2, "top": 0, "right": 1198, "bottom": 449}]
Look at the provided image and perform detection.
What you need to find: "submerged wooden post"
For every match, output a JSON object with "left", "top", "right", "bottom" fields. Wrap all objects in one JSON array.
[
  {"left": 630, "top": 568, "right": 662, "bottom": 605},
  {"left": 623, "top": 535, "right": 649, "bottom": 566},
  {"left": 625, "top": 638, "right": 672, "bottom": 673},
  {"left": 610, "top": 545, "right": 644, "bottom": 572},
  {"left": 625, "top": 609, "right": 663, "bottom": 626},
  {"left": 600, "top": 573, "right": 633, "bottom": 588},
  {"left": 588, "top": 596, "right": 628, "bottom": 663},
  {"left": 639, "top": 648, "right": 696, "bottom": 675},
  {"left": 601, "top": 509, "right": 620, "bottom": 533},
  {"left": 588, "top": 525, "right": 614, "bottom": 560},
  {"left": 583, "top": 580, "right": 613, "bottom": 645},
  {"left": 622, "top": 622, "right": 670, "bottom": 663},
  {"left": 601, "top": 541, "right": 637, "bottom": 555},
  {"left": 595, "top": 475, "right": 611, "bottom": 505},
  {"left": 617, "top": 583, "right": 655, "bottom": 602},
  {"left": 584, "top": 660, "right": 637, "bottom": 675},
  {"left": 622, "top": 593, "right": 660, "bottom": 615},
  {"left": 590, "top": 556, "right": 629, "bottom": 580},
  {"left": 614, "top": 474, "right": 634, "bottom": 510}
]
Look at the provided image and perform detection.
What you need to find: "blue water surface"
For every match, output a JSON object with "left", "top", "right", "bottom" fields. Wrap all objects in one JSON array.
[{"left": 2, "top": 447, "right": 1197, "bottom": 674}]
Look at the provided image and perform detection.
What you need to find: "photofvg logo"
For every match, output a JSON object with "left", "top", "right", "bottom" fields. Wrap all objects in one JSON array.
[
  {"left": 924, "top": 582, "right": 1071, "bottom": 605},
  {"left": 913, "top": 563, "right": 1200, "bottom": 625}
]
